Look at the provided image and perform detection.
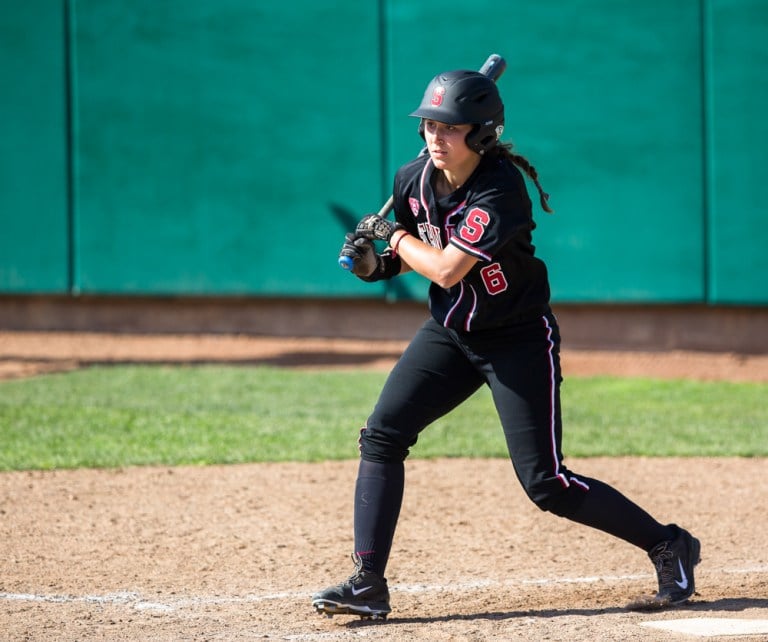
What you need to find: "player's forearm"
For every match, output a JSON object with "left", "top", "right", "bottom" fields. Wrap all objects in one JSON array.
[{"left": 389, "top": 231, "right": 472, "bottom": 288}]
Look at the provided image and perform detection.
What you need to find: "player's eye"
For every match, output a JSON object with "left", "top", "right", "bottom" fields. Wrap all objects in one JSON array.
[{"left": 424, "top": 121, "right": 455, "bottom": 134}]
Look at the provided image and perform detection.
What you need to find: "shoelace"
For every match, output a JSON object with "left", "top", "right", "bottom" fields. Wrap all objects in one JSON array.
[
  {"left": 652, "top": 544, "right": 676, "bottom": 587},
  {"left": 343, "top": 553, "right": 367, "bottom": 587}
]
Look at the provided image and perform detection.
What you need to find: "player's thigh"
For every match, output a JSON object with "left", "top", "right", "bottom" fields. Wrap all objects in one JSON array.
[
  {"left": 368, "top": 319, "right": 483, "bottom": 442},
  {"left": 484, "top": 322, "right": 564, "bottom": 490}
]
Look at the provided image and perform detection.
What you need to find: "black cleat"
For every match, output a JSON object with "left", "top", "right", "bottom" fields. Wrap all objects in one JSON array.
[
  {"left": 628, "top": 524, "right": 701, "bottom": 610},
  {"left": 312, "top": 554, "right": 391, "bottom": 620}
]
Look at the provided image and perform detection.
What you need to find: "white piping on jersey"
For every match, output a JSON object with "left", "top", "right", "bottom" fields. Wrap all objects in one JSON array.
[
  {"left": 444, "top": 281, "right": 464, "bottom": 329},
  {"left": 444, "top": 281, "right": 479, "bottom": 332},
  {"left": 465, "top": 284, "right": 479, "bottom": 331},
  {"left": 444, "top": 202, "right": 468, "bottom": 235},
  {"left": 450, "top": 234, "right": 492, "bottom": 261},
  {"left": 419, "top": 159, "right": 432, "bottom": 219}
]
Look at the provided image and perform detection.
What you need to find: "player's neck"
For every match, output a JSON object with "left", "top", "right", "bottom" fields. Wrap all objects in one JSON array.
[
  {"left": 435, "top": 158, "right": 480, "bottom": 197},
  {"left": 435, "top": 171, "right": 463, "bottom": 197}
]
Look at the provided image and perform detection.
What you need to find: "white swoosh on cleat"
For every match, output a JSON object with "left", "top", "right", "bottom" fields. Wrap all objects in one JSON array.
[
  {"left": 351, "top": 585, "right": 373, "bottom": 596},
  {"left": 674, "top": 560, "right": 689, "bottom": 590}
]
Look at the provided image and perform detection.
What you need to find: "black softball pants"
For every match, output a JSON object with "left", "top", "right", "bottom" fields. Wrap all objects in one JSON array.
[
  {"left": 360, "top": 314, "right": 574, "bottom": 505},
  {"left": 354, "top": 315, "right": 671, "bottom": 577}
]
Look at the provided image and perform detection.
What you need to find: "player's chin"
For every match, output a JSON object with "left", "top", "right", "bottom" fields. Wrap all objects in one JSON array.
[{"left": 430, "top": 152, "right": 450, "bottom": 167}]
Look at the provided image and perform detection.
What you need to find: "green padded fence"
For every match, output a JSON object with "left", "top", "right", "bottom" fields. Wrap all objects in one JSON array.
[
  {"left": 0, "top": 1, "right": 69, "bottom": 293},
  {"left": 0, "top": 0, "right": 765, "bottom": 304}
]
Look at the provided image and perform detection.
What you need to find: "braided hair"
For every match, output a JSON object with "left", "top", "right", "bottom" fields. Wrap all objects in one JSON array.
[{"left": 489, "top": 143, "right": 554, "bottom": 214}]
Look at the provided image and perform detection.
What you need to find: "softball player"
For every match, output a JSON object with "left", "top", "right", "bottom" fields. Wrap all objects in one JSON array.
[{"left": 313, "top": 69, "right": 700, "bottom": 619}]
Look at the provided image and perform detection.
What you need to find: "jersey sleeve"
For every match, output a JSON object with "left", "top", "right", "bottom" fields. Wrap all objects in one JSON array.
[{"left": 449, "top": 174, "right": 533, "bottom": 262}]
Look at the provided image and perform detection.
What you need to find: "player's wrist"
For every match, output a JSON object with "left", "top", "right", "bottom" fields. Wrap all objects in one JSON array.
[{"left": 389, "top": 229, "right": 409, "bottom": 256}]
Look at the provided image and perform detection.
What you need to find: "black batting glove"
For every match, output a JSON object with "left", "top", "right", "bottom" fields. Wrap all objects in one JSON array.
[
  {"left": 339, "top": 233, "right": 378, "bottom": 278},
  {"left": 355, "top": 214, "right": 404, "bottom": 242}
]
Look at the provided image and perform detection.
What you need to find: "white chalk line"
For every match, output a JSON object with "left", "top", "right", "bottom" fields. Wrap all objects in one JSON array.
[{"left": 2, "top": 564, "right": 766, "bottom": 615}]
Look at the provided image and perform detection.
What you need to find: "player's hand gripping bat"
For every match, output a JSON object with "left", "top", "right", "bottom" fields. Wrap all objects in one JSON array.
[{"left": 339, "top": 53, "right": 507, "bottom": 271}]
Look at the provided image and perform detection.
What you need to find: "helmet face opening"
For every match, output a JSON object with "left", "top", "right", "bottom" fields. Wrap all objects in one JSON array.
[{"left": 411, "top": 70, "right": 505, "bottom": 154}]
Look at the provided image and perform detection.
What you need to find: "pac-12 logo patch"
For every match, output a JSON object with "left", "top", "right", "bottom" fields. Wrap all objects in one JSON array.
[
  {"left": 408, "top": 197, "right": 420, "bottom": 216},
  {"left": 430, "top": 86, "right": 445, "bottom": 106}
]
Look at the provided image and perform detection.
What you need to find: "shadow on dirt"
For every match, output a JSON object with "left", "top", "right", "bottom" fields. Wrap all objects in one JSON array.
[
  {"left": 75, "top": 351, "right": 402, "bottom": 369},
  {"left": 344, "top": 597, "right": 768, "bottom": 627},
  {"left": 0, "top": 350, "right": 403, "bottom": 379}
]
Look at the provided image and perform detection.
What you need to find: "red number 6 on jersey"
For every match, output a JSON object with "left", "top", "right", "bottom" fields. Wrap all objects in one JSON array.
[
  {"left": 459, "top": 207, "right": 490, "bottom": 243},
  {"left": 480, "top": 262, "right": 508, "bottom": 295}
]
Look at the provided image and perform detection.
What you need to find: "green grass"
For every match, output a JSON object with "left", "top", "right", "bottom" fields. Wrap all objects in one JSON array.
[{"left": 0, "top": 365, "right": 765, "bottom": 470}]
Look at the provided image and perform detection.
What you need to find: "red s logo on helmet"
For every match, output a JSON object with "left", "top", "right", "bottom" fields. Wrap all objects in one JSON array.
[{"left": 430, "top": 86, "right": 445, "bottom": 107}]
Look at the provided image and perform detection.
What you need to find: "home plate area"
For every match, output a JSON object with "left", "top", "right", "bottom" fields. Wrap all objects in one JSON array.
[{"left": 642, "top": 618, "right": 768, "bottom": 637}]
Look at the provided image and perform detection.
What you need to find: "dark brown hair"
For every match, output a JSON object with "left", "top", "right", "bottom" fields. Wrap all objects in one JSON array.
[{"left": 490, "top": 143, "right": 554, "bottom": 213}]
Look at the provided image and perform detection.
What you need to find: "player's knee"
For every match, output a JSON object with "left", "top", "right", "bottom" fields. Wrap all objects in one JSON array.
[
  {"left": 358, "top": 424, "right": 410, "bottom": 463},
  {"left": 527, "top": 484, "right": 586, "bottom": 518}
]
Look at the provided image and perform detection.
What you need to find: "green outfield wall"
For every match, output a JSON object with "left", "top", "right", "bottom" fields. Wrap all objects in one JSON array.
[{"left": 1, "top": 0, "right": 766, "bottom": 304}]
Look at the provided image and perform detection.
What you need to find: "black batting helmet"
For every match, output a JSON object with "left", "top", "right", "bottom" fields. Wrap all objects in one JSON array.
[{"left": 410, "top": 70, "right": 504, "bottom": 155}]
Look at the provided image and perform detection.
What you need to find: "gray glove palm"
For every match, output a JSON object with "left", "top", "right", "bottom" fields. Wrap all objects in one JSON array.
[{"left": 355, "top": 214, "right": 403, "bottom": 242}]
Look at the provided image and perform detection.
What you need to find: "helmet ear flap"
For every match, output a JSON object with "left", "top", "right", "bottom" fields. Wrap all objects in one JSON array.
[{"left": 464, "top": 113, "right": 504, "bottom": 154}]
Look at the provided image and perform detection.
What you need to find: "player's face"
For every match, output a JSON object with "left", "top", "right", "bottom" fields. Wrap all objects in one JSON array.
[{"left": 423, "top": 120, "right": 477, "bottom": 170}]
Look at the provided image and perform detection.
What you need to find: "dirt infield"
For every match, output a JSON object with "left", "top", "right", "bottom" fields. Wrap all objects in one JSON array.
[
  {"left": 2, "top": 331, "right": 768, "bottom": 381},
  {"left": 1, "top": 332, "right": 767, "bottom": 641}
]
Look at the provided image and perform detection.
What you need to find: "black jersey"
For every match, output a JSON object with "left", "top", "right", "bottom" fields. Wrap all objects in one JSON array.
[{"left": 392, "top": 153, "right": 551, "bottom": 332}]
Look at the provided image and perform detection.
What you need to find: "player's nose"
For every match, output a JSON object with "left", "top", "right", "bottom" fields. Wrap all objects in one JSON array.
[{"left": 431, "top": 126, "right": 446, "bottom": 142}]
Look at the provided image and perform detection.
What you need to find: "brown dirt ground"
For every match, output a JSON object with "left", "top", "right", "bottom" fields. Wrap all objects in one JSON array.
[{"left": 1, "top": 331, "right": 767, "bottom": 641}]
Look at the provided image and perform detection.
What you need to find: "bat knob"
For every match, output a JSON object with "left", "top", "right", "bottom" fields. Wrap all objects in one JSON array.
[{"left": 338, "top": 255, "right": 354, "bottom": 270}]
